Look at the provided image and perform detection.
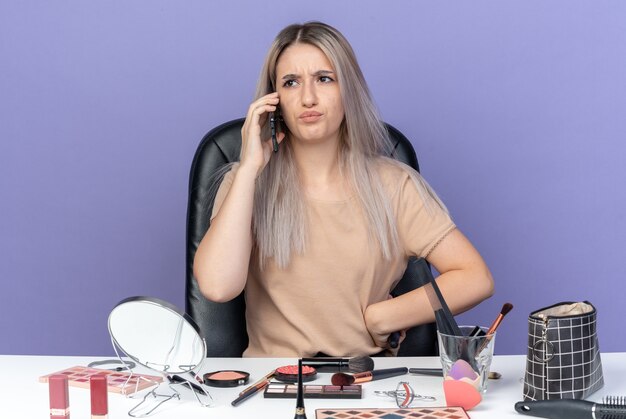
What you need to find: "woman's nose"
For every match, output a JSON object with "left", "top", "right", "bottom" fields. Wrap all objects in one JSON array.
[{"left": 301, "top": 81, "right": 318, "bottom": 107}]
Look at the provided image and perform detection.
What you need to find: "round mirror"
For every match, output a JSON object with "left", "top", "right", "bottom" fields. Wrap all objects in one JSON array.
[{"left": 108, "top": 296, "right": 206, "bottom": 374}]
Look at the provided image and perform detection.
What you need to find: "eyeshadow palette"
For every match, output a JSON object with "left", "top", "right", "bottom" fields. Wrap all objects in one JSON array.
[
  {"left": 315, "top": 406, "right": 470, "bottom": 418},
  {"left": 39, "top": 366, "right": 163, "bottom": 395},
  {"left": 264, "top": 383, "right": 362, "bottom": 399}
]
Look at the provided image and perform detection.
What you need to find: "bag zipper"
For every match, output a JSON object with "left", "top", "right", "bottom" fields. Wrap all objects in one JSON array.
[{"left": 532, "top": 315, "right": 555, "bottom": 399}]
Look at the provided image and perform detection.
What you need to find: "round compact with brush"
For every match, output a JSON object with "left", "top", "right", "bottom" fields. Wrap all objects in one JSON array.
[
  {"left": 274, "top": 365, "right": 317, "bottom": 383},
  {"left": 203, "top": 370, "right": 250, "bottom": 387}
]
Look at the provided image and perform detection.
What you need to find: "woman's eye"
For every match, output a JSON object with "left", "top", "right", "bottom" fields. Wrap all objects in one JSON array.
[
  {"left": 319, "top": 76, "right": 334, "bottom": 83},
  {"left": 283, "top": 79, "right": 298, "bottom": 87}
]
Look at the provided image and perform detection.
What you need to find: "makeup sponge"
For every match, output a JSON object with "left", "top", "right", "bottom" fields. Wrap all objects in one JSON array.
[
  {"left": 443, "top": 379, "right": 482, "bottom": 411},
  {"left": 447, "top": 359, "right": 478, "bottom": 381}
]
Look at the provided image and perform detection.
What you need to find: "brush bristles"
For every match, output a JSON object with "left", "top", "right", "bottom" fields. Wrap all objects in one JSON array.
[
  {"left": 330, "top": 373, "right": 354, "bottom": 386},
  {"left": 501, "top": 302, "right": 513, "bottom": 316},
  {"left": 348, "top": 356, "right": 375, "bottom": 373}
]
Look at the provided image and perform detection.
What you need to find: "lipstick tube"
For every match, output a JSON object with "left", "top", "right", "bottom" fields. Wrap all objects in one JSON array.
[
  {"left": 90, "top": 375, "right": 108, "bottom": 419},
  {"left": 49, "top": 374, "right": 70, "bottom": 419}
]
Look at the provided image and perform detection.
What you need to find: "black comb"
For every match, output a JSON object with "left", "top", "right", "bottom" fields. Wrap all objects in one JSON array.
[{"left": 515, "top": 397, "right": 626, "bottom": 419}]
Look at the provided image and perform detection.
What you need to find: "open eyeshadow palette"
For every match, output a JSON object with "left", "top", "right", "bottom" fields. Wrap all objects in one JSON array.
[
  {"left": 264, "top": 383, "right": 362, "bottom": 399},
  {"left": 39, "top": 366, "right": 163, "bottom": 394},
  {"left": 315, "top": 406, "right": 470, "bottom": 418}
]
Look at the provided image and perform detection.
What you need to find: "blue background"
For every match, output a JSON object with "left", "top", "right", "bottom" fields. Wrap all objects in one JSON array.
[{"left": 1, "top": 1, "right": 625, "bottom": 356}]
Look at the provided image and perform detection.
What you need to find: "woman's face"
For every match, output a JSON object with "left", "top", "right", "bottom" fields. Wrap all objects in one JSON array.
[{"left": 275, "top": 43, "right": 345, "bottom": 146}]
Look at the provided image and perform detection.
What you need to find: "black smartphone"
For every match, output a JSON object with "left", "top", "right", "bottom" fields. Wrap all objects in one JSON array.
[{"left": 270, "top": 107, "right": 281, "bottom": 153}]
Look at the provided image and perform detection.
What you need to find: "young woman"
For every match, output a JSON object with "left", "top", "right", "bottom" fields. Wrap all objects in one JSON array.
[{"left": 194, "top": 21, "right": 494, "bottom": 357}]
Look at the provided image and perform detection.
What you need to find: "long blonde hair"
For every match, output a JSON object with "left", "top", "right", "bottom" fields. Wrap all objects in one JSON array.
[{"left": 251, "top": 21, "right": 445, "bottom": 268}]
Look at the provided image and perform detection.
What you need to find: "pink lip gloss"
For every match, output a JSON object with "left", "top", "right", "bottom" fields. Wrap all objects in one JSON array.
[
  {"left": 90, "top": 375, "right": 108, "bottom": 419},
  {"left": 49, "top": 374, "right": 70, "bottom": 419}
]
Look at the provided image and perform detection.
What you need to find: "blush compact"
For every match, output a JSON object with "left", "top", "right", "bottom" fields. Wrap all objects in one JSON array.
[
  {"left": 274, "top": 365, "right": 317, "bottom": 383},
  {"left": 203, "top": 370, "right": 250, "bottom": 388}
]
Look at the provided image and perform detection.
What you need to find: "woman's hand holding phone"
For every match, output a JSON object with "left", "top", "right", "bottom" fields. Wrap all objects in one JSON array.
[{"left": 240, "top": 92, "right": 285, "bottom": 178}]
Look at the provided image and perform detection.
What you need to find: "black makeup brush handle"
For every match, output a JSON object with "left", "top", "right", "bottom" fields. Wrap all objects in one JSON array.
[
  {"left": 408, "top": 368, "right": 444, "bottom": 377},
  {"left": 371, "top": 367, "right": 408, "bottom": 380},
  {"left": 388, "top": 332, "right": 401, "bottom": 348},
  {"left": 301, "top": 357, "right": 348, "bottom": 372},
  {"left": 515, "top": 399, "right": 598, "bottom": 419}
]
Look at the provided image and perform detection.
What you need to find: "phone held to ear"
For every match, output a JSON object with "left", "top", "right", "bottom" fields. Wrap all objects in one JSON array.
[{"left": 270, "top": 108, "right": 281, "bottom": 153}]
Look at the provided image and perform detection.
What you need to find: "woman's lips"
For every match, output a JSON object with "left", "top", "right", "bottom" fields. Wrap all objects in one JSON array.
[{"left": 299, "top": 111, "right": 323, "bottom": 123}]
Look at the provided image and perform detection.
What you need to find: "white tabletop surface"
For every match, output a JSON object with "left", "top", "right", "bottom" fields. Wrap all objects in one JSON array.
[{"left": 3, "top": 353, "right": 625, "bottom": 418}]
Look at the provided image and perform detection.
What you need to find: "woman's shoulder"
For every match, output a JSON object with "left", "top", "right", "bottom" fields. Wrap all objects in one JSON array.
[{"left": 373, "top": 157, "right": 419, "bottom": 187}]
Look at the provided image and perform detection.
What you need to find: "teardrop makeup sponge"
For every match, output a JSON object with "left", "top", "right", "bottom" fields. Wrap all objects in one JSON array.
[
  {"left": 447, "top": 359, "right": 478, "bottom": 381},
  {"left": 443, "top": 379, "right": 482, "bottom": 411}
]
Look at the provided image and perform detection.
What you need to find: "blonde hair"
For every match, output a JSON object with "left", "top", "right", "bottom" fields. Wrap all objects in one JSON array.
[{"left": 251, "top": 21, "right": 445, "bottom": 268}]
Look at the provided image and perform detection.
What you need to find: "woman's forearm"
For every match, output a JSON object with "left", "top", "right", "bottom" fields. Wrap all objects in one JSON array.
[
  {"left": 365, "top": 266, "right": 494, "bottom": 339},
  {"left": 365, "top": 228, "right": 494, "bottom": 343}
]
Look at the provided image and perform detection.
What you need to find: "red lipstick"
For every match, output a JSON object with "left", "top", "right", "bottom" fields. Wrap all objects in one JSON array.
[
  {"left": 49, "top": 374, "right": 70, "bottom": 419},
  {"left": 90, "top": 375, "right": 108, "bottom": 419}
]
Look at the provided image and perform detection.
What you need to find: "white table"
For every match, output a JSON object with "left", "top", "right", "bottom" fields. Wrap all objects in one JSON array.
[{"left": 3, "top": 353, "right": 625, "bottom": 418}]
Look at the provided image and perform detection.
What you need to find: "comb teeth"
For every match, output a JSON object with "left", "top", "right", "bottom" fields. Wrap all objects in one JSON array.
[
  {"left": 599, "top": 396, "right": 626, "bottom": 419},
  {"left": 603, "top": 396, "right": 626, "bottom": 407}
]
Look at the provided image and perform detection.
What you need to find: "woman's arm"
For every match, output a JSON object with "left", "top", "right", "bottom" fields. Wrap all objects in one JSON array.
[
  {"left": 193, "top": 166, "right": 257, "bottom": 302},
  {"left": 364, "top": 228, "right": 494, "bottom": 348},
  {"left": 193, "top": 92, "right": 284, "bottom": 302}
]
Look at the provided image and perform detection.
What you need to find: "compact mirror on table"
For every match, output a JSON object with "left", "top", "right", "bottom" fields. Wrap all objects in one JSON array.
[{"left": 108, "top": 296, "right": 213, "bottom": 417}]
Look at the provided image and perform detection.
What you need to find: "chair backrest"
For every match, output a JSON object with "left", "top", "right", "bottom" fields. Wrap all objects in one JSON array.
[{"left": 186, "top": 118, "right": 438, "bottom": 357}]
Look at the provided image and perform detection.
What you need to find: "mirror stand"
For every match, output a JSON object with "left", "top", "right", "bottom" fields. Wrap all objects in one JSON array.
[
  {"left": 109, "top": 335, "right": 161, "bottom": 397},
  {"left": 128, "top": 388, "right": 180, "bottom": 417},
  {"left": 107, "top": 297, "right": 215, "bottom": 416},
  {"left": 110, "top": 334, "right": 214, "bottom": 417},
  {"left": 125, "top": 380, "right": 213, "bottom": 418},
  {"left": 170, "top": 378, "right": 214, "bottom": 407}
]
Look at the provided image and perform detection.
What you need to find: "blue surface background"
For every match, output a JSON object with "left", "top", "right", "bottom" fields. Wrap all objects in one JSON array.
[{"left": 1, "top": 1, "right": 625, "bottom": 355}]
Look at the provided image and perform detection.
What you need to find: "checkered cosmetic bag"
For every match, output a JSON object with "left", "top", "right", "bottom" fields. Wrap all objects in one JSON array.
[{"left": 523, "top": 301, "right": 604, "bottom": 401}]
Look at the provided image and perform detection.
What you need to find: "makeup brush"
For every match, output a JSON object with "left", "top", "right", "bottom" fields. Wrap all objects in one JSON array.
[
  {"left": 238, "top": 370, "right": 275, "bottom": 396},
  {"left": 301, "top": 356, "right": 374, "bottom": 373},
  {"left": 478, "top": 302, "right": 513, "bottom": 353},
  {"left": 388, "top": 332, "right": 401, "bottom": 349},
  {"left": 485, "top": 302, "right": 514, "bottom": 336},
  {"left": 294, "top": 359, "right": 307, "bottom": 419},
  {"left": 331, "top": 367, "right": 408, "bottom": 386},
  {"left": 515, "top": 397, "right": 626, "bottom": 419},
  {"left": 409, "top": 367, "right": 502, "bottom": 380}
]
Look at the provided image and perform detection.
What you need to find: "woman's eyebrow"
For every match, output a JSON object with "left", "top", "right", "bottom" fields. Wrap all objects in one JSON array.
[
  {"left": 280, "top": 70, "right": 335, "bottom": 80},
  {"left": 281, "top": 73, "right": 299, "bottom": 81},
  {"left": 313, "top": 70, "right": 335, "bottom": 76}
]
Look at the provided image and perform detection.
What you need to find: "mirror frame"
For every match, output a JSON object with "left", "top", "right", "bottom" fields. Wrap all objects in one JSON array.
[{"left": 108, "top": 296, "right": 207, "bottom": 374}]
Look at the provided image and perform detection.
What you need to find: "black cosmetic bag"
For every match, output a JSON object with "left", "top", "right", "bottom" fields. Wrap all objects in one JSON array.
[{"left": 522, "top": 301, "right": 604, "bottom": 401}]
